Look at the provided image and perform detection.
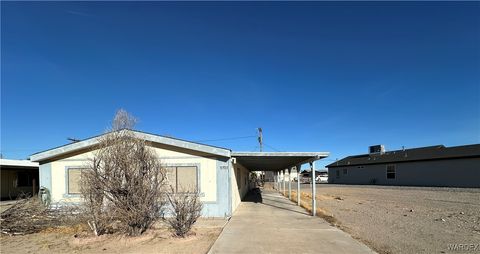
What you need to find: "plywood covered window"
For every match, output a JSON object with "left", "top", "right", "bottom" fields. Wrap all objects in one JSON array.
[
  {"left": 386, "top": 165, "right": 396, "bottom": 179},
  {"left": 68, "top": 168, "right": 83, "bottom": 194},
  {"left": 166, "top": 166, "right": 198, "bottom": 193}
]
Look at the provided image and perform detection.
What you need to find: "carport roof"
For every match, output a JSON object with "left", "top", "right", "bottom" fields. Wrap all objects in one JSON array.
[{"left": 231, "top": 152, "right": 329, "bottom": 171}]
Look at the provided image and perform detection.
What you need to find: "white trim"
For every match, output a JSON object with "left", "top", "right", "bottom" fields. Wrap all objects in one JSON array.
[
  {"left": 30, "top": 130, "right": 231, "bottom": 162},
  {"left": 231, "top": 152, "right": 329, "bottom": 157},
  {"left": 0, "top": 159, "right": 38, "bottom": 168}
]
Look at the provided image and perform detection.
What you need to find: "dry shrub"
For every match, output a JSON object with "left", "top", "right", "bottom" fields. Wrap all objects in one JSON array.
[
  {"left": 0, "top": 196, "right": 83, "bottom": 235},
  {"left": 81, "top": 109, "right": 168, "bottom": 236},
  {"left": 166, "top": 188, "right": 203, "bottom": 237}
]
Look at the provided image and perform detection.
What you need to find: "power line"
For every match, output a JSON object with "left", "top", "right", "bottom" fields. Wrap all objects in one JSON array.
[
  {"left": 264, "top": 143, "right": 282, "bottom": 152},
  {"left": 194, "top": 135, "right": 256, "bottom": 143}
]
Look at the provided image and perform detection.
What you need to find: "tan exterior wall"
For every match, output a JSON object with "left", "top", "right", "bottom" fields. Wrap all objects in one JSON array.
[
  {"left": 230, "top": 161, "right": 250, "bottom": 213},
  {"left": 43, "top": 145, "right": 220, "bottom": 204}
]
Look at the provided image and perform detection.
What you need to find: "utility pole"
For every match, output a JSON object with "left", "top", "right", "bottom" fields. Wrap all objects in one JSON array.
[{"left": 257, "top": 128, "right": 263, "bottom": 152}]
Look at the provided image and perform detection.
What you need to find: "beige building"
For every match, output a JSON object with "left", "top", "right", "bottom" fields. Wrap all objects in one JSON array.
[{"left": 30, "top": 130, "right": 328, "bottom": 217}]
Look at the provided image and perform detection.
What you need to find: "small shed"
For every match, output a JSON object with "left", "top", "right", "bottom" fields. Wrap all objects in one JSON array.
[{"left": 0, "top": 159, "right": 39, "bottom": 200}]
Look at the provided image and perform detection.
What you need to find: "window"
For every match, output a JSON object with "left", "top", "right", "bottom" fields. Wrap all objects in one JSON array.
[
  {"left": 17, "top": 172, "right": 33, "bottom": 187},
  {"left": 343, "top": 168, "right": 348, "bottom": 175},
  {"left": 336, "top": 169, "right": 340, "bottom": 178},
  {"left": 166, "top": 166, "right": 198, "bottom": 193},
  {"left": 386, "top": 165, "right": 396, "bottom": 179},
  {"left": 68, "top": 168, "right": 83, "bottom": 194}
]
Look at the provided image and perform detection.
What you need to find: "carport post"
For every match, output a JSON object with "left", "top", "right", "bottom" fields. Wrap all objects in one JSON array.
[
  {"left": 282, "top": 169, "right": 286, "bottom": 196},
  {"left": 277, "top": 171, "right": 280, "bottom": 191},
  {"left": 278, "top": 171, "right": 282, "bottom": 192},
  {"left": 296, "top": 166, "right": 300, "bottom": 206},
  {"left": 273, "top": 172, "right": 276, "bottom": 190},
  {"left": 288, "top": 168, "right": 292, "bottom": 200},
  {"left": 310, "top": 161, "right": 316, "bottom": 216}
]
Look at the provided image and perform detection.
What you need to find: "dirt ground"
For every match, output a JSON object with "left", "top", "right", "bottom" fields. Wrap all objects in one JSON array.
[
  {"left": 0, "top": 219, "right": 225, "bottom": 254},
  {"left": 296, "top": 184, "right": 480, "bottom": 254},
  {"left": 0, "top": 200, "right": 19, "bottom": 213}
]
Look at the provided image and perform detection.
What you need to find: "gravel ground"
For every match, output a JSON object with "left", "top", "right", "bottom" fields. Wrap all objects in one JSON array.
[{"left": 299, "top": 184, "right": 480, "bottom": 254}]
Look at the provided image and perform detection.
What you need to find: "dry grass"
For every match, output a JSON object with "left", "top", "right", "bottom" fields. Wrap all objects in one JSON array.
[
  {"left": 40, "top": 223, "right": 90, "bottom": 235},
  {"left": 288, "top": 191, "right": 340, "bottom": 226}
]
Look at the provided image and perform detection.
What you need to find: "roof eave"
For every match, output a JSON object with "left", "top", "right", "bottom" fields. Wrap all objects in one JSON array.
[{"left": 30, "top": 130, "right": 231, "bottom": 162}]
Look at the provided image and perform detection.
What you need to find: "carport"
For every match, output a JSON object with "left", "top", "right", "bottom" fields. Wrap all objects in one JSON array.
[{"left": 231, "top": 152, "right": 329, "bottom": 216}]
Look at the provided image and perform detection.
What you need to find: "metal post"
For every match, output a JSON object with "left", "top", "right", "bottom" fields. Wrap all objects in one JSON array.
[
  {"left": 282, "top": 169, "right": 286, "bottom": 196},
  {"left": 297, "top": 166, "right": 301, "bottom": 206},
  {"left": 288, "top": 168, "right": 292, "bottom": 200},
  {"left": 310, "top": 161, "right": 316, "bottom": 216}
]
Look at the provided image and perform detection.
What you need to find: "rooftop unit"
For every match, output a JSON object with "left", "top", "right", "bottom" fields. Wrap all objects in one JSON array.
[{"left": 369, "top": 145, "right": 385, "bottom": 155}]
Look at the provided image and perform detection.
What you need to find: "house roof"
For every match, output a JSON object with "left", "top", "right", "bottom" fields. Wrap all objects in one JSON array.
[
  {"left": 0, "top": 159, "right": 39, "bottom": 168},
  {"left": 326, "top": 144, "right": 480, "bottom": 168},
  {"left": 30, "top": 130, "right": 231, "bottom": 162}
]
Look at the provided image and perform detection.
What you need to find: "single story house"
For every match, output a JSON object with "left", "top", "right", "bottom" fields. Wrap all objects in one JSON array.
[
  {"left": 300, "top": 169, "right": 328, "bottom": 183},
  {"left": 0, "top": 159, "right": 39, "bottom": 200},
  {"left": 29, "top": 130, "right": 329, "bottom": 217},
  {"left": 326, "top": 144, "right": 480, "bottom": 187}
]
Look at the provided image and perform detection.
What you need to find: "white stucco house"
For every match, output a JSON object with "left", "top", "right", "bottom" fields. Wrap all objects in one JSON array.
[{"left": 30, "top": 130, "right": 329, "bottom": 217}]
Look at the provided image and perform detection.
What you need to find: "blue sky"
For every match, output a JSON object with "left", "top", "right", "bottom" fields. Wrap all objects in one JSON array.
[{"left": 1, "top": 2, "right": 479, "bottom": 169}]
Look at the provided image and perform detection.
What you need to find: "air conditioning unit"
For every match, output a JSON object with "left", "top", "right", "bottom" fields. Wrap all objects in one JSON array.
[{"left": 369, "top": 145, "right": 385, "bottom": 155}]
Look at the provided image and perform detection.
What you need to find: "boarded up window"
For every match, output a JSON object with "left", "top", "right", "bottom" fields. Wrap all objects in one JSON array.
[
  {"left": 386, "top": 165, "right": 396, "bottom": 179},
  {"left": 68, "top": 168, "right": 83, "bottom": 194},
  {"left": 167, "top": 166, "right": 198, "bottom": 193},
  {"left": 166, "top": 167, "right": 177, "bottom": 191}
]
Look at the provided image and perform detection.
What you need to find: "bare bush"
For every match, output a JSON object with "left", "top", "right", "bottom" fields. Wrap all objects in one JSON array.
[
  {"left": 81, "top": 109, "right": 168, "bottom": 236},
  {"left": 0, "top": 196, "right": 83, "bottom": 235},
  {"left": 166, "top": 188, "right": 203, "bottom": 237}
]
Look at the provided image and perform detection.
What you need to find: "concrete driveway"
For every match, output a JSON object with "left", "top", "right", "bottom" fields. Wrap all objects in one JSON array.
[{"left": 208, "top": 189, "right": 375, "bottom": 254}]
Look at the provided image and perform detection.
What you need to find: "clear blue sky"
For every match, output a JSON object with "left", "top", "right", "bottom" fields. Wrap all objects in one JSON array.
[{"left": 1, "top": 2, "right": 479, "bottom": 169}]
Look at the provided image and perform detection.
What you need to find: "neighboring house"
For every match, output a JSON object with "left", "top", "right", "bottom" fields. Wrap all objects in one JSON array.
[
  {"left": 300, "top": 169, "right": 328, "bottom": 183},
  {"left": 326, "top": 144, "right": 480, "bottom": 188},
  {"left": 29, "top": 130, "right": 328, "bottom": 217},
  {"left": 0, "top": 159, "right": 39, "bottom": 200}
]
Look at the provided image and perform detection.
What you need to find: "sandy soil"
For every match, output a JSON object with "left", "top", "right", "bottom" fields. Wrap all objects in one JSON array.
[
  {"left": 297, "top": 184, "right": 480, "bottom": 254},
  {"left": 0, "top": 219, "right": 225, "bottom": 254}
]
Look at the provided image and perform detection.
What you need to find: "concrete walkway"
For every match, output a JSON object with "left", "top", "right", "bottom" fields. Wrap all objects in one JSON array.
[{"left": 208, "top": 189, "right": 375, "bottom": 254}]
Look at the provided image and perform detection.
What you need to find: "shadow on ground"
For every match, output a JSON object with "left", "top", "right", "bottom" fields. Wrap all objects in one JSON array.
[
  {"left": 242, "top": 188, "right": 263, "bottom": 203},
  {"left": 242, "top": 188, "right": 308, "bottom": 215}
]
